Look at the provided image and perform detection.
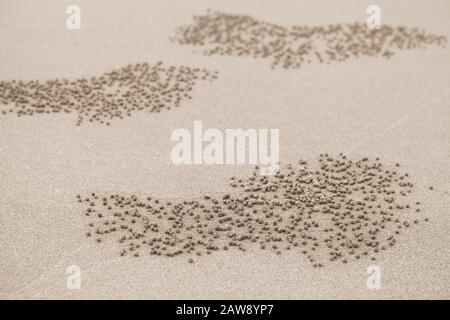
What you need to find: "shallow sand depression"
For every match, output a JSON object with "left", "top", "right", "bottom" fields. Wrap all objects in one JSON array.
[{"left": 1, "top": 0, "right": 449, "bottom": 299}]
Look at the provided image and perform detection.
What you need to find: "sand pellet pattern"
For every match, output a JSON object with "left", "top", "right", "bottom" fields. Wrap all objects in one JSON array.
[
  {"left": 80, "top": 154, "right": 430, "bottom": 267},
  {"left": 172, "top": 11, "right": 447, "bottom": 69},
  {"left": 0, "top": 62, "right": 218, "bottom": 125}
]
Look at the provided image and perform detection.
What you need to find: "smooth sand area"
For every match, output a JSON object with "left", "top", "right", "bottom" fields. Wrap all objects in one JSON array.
[{"left": 0, "top": 0, "right": 449, "bottom": 299}]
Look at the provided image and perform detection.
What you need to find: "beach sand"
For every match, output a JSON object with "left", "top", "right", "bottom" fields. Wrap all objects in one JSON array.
[{"left": 0, "top": 0, "right": 449, "bottom": 299}]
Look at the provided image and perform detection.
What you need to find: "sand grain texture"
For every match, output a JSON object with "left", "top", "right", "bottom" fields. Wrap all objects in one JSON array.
[{"left": 1, "top": 0, "right": 449, "bottom": 299}]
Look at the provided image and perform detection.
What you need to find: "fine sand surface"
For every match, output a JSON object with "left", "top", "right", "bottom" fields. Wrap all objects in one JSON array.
[{"left": 1, "top": 0, "right": 449, "bottom": 299}]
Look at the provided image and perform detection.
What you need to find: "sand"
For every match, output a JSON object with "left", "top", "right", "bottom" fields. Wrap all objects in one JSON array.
[{"left": 0, "top": 0, "right": 449, "bottom": 299}]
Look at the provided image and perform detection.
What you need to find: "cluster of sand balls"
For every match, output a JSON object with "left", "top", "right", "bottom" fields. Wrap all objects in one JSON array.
[
  {"left": 80, "top": 154, "right": 429, "bottom": 267},
  {"left": 0, "top": 62, "right": 218, "bottom": 125},
  {"left": 172, "top": 11, "right": 447, "bottom": 69}
]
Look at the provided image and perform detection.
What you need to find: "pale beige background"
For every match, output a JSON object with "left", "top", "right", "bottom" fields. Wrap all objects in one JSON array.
[{"left": 0, "top": 0, "right": 449, "bottom": 299}]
